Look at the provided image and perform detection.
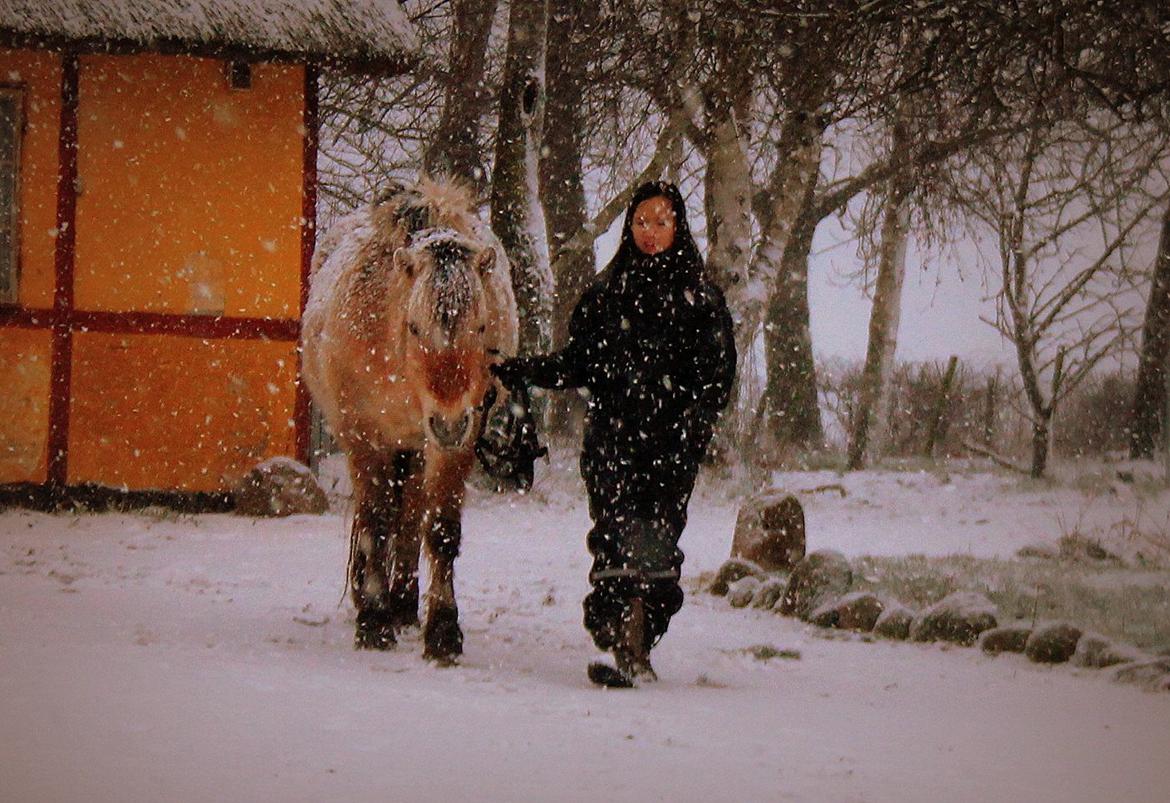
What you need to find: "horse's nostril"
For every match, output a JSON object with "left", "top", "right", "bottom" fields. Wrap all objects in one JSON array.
[{"left": 429, "top": 413, "right": 470, "bottom": 448}]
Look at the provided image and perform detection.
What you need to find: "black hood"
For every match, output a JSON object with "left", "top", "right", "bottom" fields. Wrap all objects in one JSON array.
[{"left": 608, "top": 181, "right": 705, "bottom": 290}]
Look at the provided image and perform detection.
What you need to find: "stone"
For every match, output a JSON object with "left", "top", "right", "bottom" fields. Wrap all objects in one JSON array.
[
  {"left": 1071, "top": 633, "right": 1144, "bottom": 669},
  {"left": 777, "top": 550, "right": 853, "bottom": 620},
  {"left": 233, "top": 457, "right": 328, "bottom": 517},
  {"left": 810, "top": 592, "right": 884, "bottom": 631},
  {"left": 727, "top": 576, "right": 762, "bottom": 608},
  {"left": 833, "top": 592, "right": 885, "bottom": 631},
  {"left": 731, "top": 490, "right": 806, "bottom": 571},
  {"left": 873, "top": 605, "right": 915, "bottom": 640},
  {"left": 808, "top": 599, "right": 840, "bottom": 628},
  {"left": 751, "top": 578, "right": 787, "bottom": 610},
  {"left": 910, "top": 592, "right": 998, "bottom": 646},
  {"left": 709, "top": 558, "right": 766, "bottom": 596},
  {"left": 1112, "top": 658, "right": 1170, "bottom": 691},
  {"left": 1024, "top": 622, "right": 1083, "bottom": 663},
  {"left": 979, "top": 623, "right": 1033, "bottom": 655}
]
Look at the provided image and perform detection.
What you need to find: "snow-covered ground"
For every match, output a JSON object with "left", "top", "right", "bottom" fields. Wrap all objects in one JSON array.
[{"left": 3, "top": 461, "right": 1169, "bottom": 802}]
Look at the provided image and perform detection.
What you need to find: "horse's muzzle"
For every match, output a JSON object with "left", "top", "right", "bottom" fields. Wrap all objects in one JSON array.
[{"left": 428, "top": 412, "right": 472, "bottom": 449}]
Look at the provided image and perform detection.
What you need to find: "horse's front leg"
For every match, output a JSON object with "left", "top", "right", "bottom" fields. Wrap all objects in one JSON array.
[
  {"left": 348, "top": 447, "right": 399, "bottom": 650},
  {"left": 420, "top": 448, "right": 474, "bottom": 664},
  {"left": 386, "top": 449, "right": 425, "bottom": 629}
]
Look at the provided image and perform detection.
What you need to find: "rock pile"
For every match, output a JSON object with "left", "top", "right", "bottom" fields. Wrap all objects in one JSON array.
[
  {"left": 704, "top": 488, "right": 1169, "bottom": 692},
  {"left": 704, "top": 550, "right": 1168, "bottom": 693}
]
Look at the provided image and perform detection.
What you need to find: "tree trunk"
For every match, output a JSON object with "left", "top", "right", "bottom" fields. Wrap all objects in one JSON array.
[
  {"left": 703, "top": 109, "right": 753, "bottom": 291},
  {"left": 1129, "top": 200, "right": 1170, "bottom": 458},
  {"left": 490, "top": 0, "right": 552, "bottom": 357},
  {"left": 983, "top": 368, "right": 1000, "bottom": 446},
  {"left": 1030, "top": 414, "right": 1052, "bottom": 478},
  {"left": 847, "top": 179, "right": 912, "bottom": 469},
  {"left": 923, "top": 355, "right": 959, "bottom": 459},
  {"left": 423, "top": 0, "right": 500, "bottom": 193},
  {"left": 540, "top": 0, "right": 597, "bottom": 340},
  {"left": 761, "top": 178, "right": 824, "bottom": 450},
  {"left": 699, "top": 85, "right": 754, "bottom": 459},
  {"left": 538, "top": 0, "right": 596, "bottom": 433},
  {"left": 727, "top": 114, "right": 823, "bottom": 457}
]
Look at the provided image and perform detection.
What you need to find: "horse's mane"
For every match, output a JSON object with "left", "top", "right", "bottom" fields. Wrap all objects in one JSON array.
[
  {"left": 310, "top": 176, "right": 480, "bottom": 279},
  {"left": 377, "top": 176, "right": 480, "bottom": 244}
]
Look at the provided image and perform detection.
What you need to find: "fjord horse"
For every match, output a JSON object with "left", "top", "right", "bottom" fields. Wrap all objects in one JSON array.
[{"left": 301, "top": 179, "right": 517, "bottom": 663}]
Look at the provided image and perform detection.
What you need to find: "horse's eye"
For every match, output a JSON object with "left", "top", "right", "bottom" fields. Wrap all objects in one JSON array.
[
  {"left": 408, "top": 322, "right": 421, "bottom": 337},
  {"left": 477, "top": 324, "right": 486, "bottom": 334}
]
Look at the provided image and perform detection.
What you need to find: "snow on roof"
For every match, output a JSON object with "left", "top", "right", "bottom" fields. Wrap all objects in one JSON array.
[{"left": 0, "top": 0, "right": 420, "bottom": 73}]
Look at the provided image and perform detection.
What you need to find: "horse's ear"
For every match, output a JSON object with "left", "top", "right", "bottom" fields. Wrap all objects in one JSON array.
[
  {"left": 474, "top": 247, "right": 496, "bottom": 277},
  {"left": 392, "top": 247, "right": 415, "bottom": 278}
]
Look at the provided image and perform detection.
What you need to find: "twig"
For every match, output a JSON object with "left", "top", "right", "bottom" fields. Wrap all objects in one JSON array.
[{"left": 960, "top": 437, "right": 1029, "bottom": 474}]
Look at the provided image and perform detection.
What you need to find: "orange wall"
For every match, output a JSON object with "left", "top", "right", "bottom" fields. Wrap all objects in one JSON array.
[
  {"left": 74, "top": 54, "right": 304, "bottom": 318},
  {"left": 68, "top": 333, "right": 299, "bottom": 492},
  {"left": 0, "top": 327, "right": 51, "bottom": 483},
  {"left": 0, "top": 50, "right": 309, "bottom": 493},
  {"left": 0, "top": 48, "right": 61, "bottom": 309}
]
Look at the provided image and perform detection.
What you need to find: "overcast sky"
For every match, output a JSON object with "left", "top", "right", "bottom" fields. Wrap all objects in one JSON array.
[{"left": 807, "top": 216, "right": 1012, "bottom": 368}]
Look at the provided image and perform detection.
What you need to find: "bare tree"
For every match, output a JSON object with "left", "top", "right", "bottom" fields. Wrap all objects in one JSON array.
[
  {"left": 846, "top": 106, "right": 915, "bottom": 470},
  {"left": 1128, "top": 201, "right": 1170, "bottom": 457},
  {"left": 317, "top": 67, "right": 441, "bottom": 215},
  {"left": 423, "top": 0, "right": 501, "bottom": 192},
  {"left": 535, "top": 0, "right": 600, "bottom": 432},
  {"left": 313, "top": 0, "right": 507, "bottom": 213},
  {"left": 490, "top": 0, "right": 552, "bottom": 357},
  {"left": 951, "top": 112, "right": 1169, "bottom": 476}
]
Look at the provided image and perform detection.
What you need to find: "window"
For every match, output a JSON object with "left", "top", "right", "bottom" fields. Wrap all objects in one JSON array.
[{"left": 0, "top": 87, "right": 22, "bottom": 305}]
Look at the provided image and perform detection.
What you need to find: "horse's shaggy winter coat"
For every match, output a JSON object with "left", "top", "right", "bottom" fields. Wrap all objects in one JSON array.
[{"left": 302, "top": 178, "right": 517, "bottom": 661}]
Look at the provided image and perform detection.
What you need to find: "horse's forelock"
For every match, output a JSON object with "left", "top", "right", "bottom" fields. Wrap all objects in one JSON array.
[
  {"left": 398, "top": 196, "right": 432, "bottom": 235},
  {"left": 409, "top": 233, "right": 483, "bottom": 339}
]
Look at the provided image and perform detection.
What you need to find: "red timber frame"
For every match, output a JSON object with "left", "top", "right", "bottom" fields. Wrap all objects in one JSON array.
[{"left": 0, "top": 53, "right": 318, "bottom": 508}]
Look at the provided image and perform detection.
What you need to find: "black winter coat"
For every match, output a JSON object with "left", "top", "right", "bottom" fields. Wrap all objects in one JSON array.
[{"left": 508, "top": 183, "right": 736, "bottom": 485}]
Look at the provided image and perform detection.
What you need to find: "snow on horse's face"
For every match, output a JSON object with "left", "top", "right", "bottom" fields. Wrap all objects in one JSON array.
[{"left": 394, "top": 233, "right": 496, "bottom": 451}]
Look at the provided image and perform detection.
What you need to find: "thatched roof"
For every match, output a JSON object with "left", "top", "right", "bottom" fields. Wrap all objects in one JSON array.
[{"left": 0, "top": 0, "right": 420, "bottom": 73}]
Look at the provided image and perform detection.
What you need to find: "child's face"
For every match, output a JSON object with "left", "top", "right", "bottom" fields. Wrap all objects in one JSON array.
[{"left": 632, "top": 196, "right": 676, "bottom": 256}]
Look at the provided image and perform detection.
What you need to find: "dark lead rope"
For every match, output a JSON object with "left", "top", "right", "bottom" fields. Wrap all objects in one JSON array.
[{"left": 474, "top": 374, "right": 548, "bottom": 491}]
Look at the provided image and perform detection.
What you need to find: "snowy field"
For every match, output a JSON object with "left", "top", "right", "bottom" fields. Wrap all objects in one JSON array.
[{"left": 3, "top": 458, "right": 1170, "bottom": 802}]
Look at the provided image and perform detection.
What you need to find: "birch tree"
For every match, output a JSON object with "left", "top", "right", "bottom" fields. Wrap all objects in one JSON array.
[
  {"left": 845, "top": 110, "right": 914, "bottom": 470},
  {"left": 490, "top": 0, "right": 552, "bottom": 357}
]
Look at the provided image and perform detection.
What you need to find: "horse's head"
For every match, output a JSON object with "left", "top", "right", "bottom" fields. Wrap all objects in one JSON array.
[{"left": 394, "top": 230, "right": 498, "bottom": 451}]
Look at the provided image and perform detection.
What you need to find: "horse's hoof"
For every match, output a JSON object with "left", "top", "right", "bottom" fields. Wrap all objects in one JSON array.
[
  {"left": 354, "top": 609, "right": 396, "bottom": 651},
  {"left": 422, "top": 606, "right": 463, "bottom": 664}
]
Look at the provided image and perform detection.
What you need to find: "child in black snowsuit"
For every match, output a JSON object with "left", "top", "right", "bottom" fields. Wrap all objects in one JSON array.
[{"left": 493, "top": 181, "right": 736, "bottom": 685}]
